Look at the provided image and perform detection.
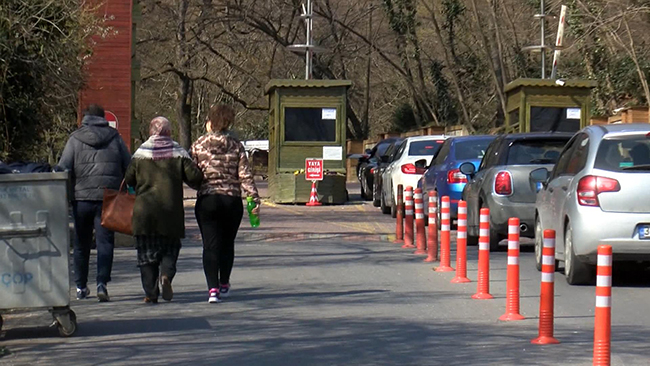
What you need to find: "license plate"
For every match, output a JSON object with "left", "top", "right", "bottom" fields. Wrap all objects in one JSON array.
[{"left": 639, "top": 225, "right": 650, "bottom": 239}]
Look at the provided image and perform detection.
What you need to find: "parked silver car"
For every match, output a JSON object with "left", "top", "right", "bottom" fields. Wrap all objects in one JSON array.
[
  {"left": 460, "top": 133, "right": 573, "bottom": 251},
  {"left": 531, "top": 124, "right": 650, "bottom": 285}
]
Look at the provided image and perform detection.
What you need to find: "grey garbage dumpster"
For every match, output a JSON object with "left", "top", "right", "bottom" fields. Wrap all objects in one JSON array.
[{"left": 0, "top": 172, "right": 77, "bottom": 336}]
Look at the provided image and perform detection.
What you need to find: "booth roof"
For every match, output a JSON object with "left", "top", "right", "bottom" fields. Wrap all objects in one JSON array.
[
  {"left": 505, "top": 78, "right": 598, "bottom": 93},
  {"left": 265, "top": 79, "right": 352, "bottom": 95}
]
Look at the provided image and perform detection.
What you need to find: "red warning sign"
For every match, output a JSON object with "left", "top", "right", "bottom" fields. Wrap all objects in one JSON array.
[{"left": 305, "top": 158, "right": 324, "bottom": 181}]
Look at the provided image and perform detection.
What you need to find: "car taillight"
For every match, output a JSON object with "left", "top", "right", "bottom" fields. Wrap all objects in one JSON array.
[
  {"left": 401, "top": 163, "right": 426, "bottom": 175},
  {"left": 447, "top": 169, "right": 467, "bottom": 184},
  {"left": 494, "top": 171, "right": 512, "bottom": 195},
  {"left": 577, "top": 175, "right": 620, "bottom": 207},
  {"left": 370, "top": 168, "right": 376, "bottom": 174}
]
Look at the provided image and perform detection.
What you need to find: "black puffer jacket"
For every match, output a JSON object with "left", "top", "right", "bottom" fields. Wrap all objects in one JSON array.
[{"left": 58, "top": 115, "right": 132, "bottom": 201}]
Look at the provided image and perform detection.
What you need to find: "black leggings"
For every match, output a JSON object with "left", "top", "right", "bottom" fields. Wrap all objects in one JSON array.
[{"left": 195, "top": 194, "right": 244, "bottom": 290}]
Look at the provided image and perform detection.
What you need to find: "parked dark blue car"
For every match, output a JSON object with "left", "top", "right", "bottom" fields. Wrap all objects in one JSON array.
[{"left": 417, "top": 135, "right": 496, "bottom": 219}]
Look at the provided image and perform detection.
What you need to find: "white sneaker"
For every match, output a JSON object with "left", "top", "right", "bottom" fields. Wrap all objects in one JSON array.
[{"left": 208, "top": 288, "right": 221, "bottom": 303}]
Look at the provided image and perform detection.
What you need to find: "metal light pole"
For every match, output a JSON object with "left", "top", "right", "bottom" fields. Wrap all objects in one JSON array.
[
  {"left": 288, "top": 0, "right": 323, "bottom": 80},
  {"left": 523, "top": 0, "right": 553, "bottom": 79}
]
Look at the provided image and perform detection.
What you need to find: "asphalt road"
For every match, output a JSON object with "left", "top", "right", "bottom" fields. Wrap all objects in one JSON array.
[{"left": 1, "top": 186, "right": 649, "bottom": 365}]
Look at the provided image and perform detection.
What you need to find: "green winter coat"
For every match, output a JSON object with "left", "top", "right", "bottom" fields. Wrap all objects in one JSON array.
[{"left": 125, "top": 157, "right": 203, "bottom": 238}]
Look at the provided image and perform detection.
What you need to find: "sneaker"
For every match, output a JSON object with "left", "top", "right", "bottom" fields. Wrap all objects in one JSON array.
[
  {"left": 161, "top": 276, "right": 173, "bottom": 301},
  {"left": 144, "top": 297, "right": 158, "bottom": 304},
  {"left": 208, "top": 288, "right": 222, "bottom": 303},
  {"left": 76, "top": 287, "right": 90, "bottom": 300},
  {"left": 97, "top": 283, "right": 110, "bottom": 302},
  {"left": 219, "top": 283, "right": 231, "bottom": 298}
]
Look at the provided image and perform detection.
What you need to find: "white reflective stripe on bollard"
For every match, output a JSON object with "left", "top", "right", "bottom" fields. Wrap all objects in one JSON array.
[
  {"left": 598, "top": 254, "right": 613, "bottom": 267},
  {"left": 542, "top": 256, "right": 555, "bottom": 265},
  {"left": 595, "top": 295, "right": 612, "bottom": 308},
  {"left": 596, "top": 275, "right": 612, "bottom": 287},
  {"left": 507, "top": 256, "right": 519, "bottom": 265},
  {"left": 541, "top": 272, "right": 554, "bottom": 283}
]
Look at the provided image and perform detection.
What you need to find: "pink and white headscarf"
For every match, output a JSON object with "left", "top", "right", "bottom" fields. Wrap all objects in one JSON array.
[{"left": 133, "top": 117, "right": 189, "bottom": 160}]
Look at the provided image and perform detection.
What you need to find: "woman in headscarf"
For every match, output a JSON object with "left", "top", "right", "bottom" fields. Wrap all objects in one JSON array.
[
  {"left": 125, "top": 117, "right": 203, "bottom": 304},
  {"left": 191, "top": 104, "right": 260, "bottom": 304}
]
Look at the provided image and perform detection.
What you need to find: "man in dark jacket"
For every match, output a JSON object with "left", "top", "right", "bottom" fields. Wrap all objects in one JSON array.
[{"left": 58, "top": 104, "right": 131, "bottom": 302}]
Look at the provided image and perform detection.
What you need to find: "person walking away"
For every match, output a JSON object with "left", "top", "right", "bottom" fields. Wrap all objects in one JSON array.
[
  {"left": 125, "top": 117, "right": 203, "bottom": 304},
  {"left": 191, "top": 104, "right": 260, "bottom": 303},
  {"left": 58, "top": 104, "right": 131, "bottom": 302}
]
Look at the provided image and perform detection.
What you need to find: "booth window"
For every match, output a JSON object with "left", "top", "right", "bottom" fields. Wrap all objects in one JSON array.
[
  {"left": 530, "top": 107, "right": 581, "bottom": 133},
  {"left": 284, "top": 107, "right": 337, "bottom": 142}
]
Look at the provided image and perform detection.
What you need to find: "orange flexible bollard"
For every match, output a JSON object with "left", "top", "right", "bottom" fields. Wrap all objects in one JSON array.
[
  {"left": 472, "top": 208, "right": 493, "bottom": 299},
  {"left": 451, "top": 200, "right": 470, "bottom": 283},
  {"left": 499, "top": 218, "right": 525, "bottom": 321},
  {"left": 593, "top": 245, "right": 613, "bottom": 366},
  {"left": 435, "top": 196, "right": 454, "bottom": 272},
  {"left": 424, "top": 191, "right": 438, "bottom": 262},
  {"left": 402, "top": 187, "right": 415, "bottom": 249},
  {"left": 393, "top": 184, "right": 404, "bottom": 244},
  {"left": 413, "top": 188, "right": 427, "bottom": 255},
  {"left": 532, "top": 229, "right": 560, "bottom": 344},
  {"left": 306, "top": 181, "right": 322, "bottom": 206}
]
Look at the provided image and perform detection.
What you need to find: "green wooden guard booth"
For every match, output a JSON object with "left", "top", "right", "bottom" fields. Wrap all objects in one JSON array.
[
  {"left": 505, "top": 78, "right": 597, "bottom": 133},
  {"left": 265, "top": 79, "right": 352, "bottom": 204}
]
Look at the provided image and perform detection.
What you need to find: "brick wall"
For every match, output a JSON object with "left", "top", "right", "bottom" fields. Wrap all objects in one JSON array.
[{"left": 79, "top": 0, "right": 133, "bottom": 150}]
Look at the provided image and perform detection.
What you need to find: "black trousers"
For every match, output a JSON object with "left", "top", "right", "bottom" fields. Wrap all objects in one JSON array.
[
  {"left": 195, "top": 194, "right": 244, "bottom": 290},
  {"left": 136, "top": 236, "right": 181, "bottom": 299},
  {"left": 72, "top": 201, "right": 114, "bottom": 288}
]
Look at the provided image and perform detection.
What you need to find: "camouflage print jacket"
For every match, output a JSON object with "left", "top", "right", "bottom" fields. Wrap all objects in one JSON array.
[{"left": 190, "top": 132, "right": 260, "bottom": 204}]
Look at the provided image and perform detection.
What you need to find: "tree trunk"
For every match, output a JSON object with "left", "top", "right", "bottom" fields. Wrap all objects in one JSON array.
[
  {"left": 469, "top": 0, "right": 507, "bottom": 127},
  {"left": 423, "top": 1, "right": 474, "bottom": 133},
  {"left": 178, "top": 76, "right": 192, "bottom": 149}
]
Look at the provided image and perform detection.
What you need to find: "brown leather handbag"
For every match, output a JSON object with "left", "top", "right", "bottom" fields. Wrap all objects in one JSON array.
[{"left": 101, "top": 181, "right": 135, "bottom": 235}]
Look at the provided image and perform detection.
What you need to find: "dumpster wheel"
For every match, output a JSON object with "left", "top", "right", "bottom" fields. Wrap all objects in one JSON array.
[{"left": 56, "top": 310, "right": 77, "bottom": 337}]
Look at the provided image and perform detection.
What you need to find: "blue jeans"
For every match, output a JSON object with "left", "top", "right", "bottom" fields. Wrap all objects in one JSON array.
[{"left": 72, "top": 201, "right": 115, "bottom": 289}]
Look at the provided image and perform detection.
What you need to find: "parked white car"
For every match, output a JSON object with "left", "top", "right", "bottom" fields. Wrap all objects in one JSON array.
[{"left": 380, "top": 135, "right": 446, "bottom": 217}]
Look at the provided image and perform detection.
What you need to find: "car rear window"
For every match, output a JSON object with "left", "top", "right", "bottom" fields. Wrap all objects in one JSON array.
[
  {"left": 376, "top": 140, "right": 399, "bottom": 157},
  {"left": 594, "top": 135, "right": 650, "bottom": 172},
  {"left": 506, "top": 139, "right": 568, "bottom": 165},
  {"left": 408, "top": 140, "right": 444, "bottom": 156},
  {"left": 454, "top": 139, "right": 494, "bottom": 160}
]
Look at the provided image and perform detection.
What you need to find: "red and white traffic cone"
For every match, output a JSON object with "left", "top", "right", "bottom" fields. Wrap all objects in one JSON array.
[
  {"left": 451, "top": 200, "right": 470, "bottom": 283},
  {"left": 413, "top": 188, "right": 427, "bottom": 255},
  {"left": 402, "top": 187, "right": 415, "bottom": 249},
  {"left": 499, "top": 217, "right": 525, "bottom": 321},
  {"left": 393, "top": 184, "right": 404, "bottom": 244},
  {"left": 532, "top": 229, "right": 560, "bottom": 344},
  {"left": 593, "top": 245, "right": 613, "bottom": 366},
  {"left": 436, "top": 196, "right": 453, "bottom": 272},
  {"left": 472, "top": 208, "right": 493, "bottom": 299},
  {"left": 306, "top": 181, "right": 322, "bottom": 206},
  {"left": 424, "top": 191, "right": 438, "bottom": 263}
]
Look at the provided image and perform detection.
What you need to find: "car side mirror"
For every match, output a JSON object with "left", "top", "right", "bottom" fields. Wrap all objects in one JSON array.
[
  {"left": 530, "top": 168, "right": 550, "bottom": 191},
  {"left": 365, "top": 149, "right": 373, "bottom": 155},
  {"left": 414, "top": 159, "right": 427, "bottom": 169},
  {"left": 459, "top": 162, "right": 476, "bottom": 177}
]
